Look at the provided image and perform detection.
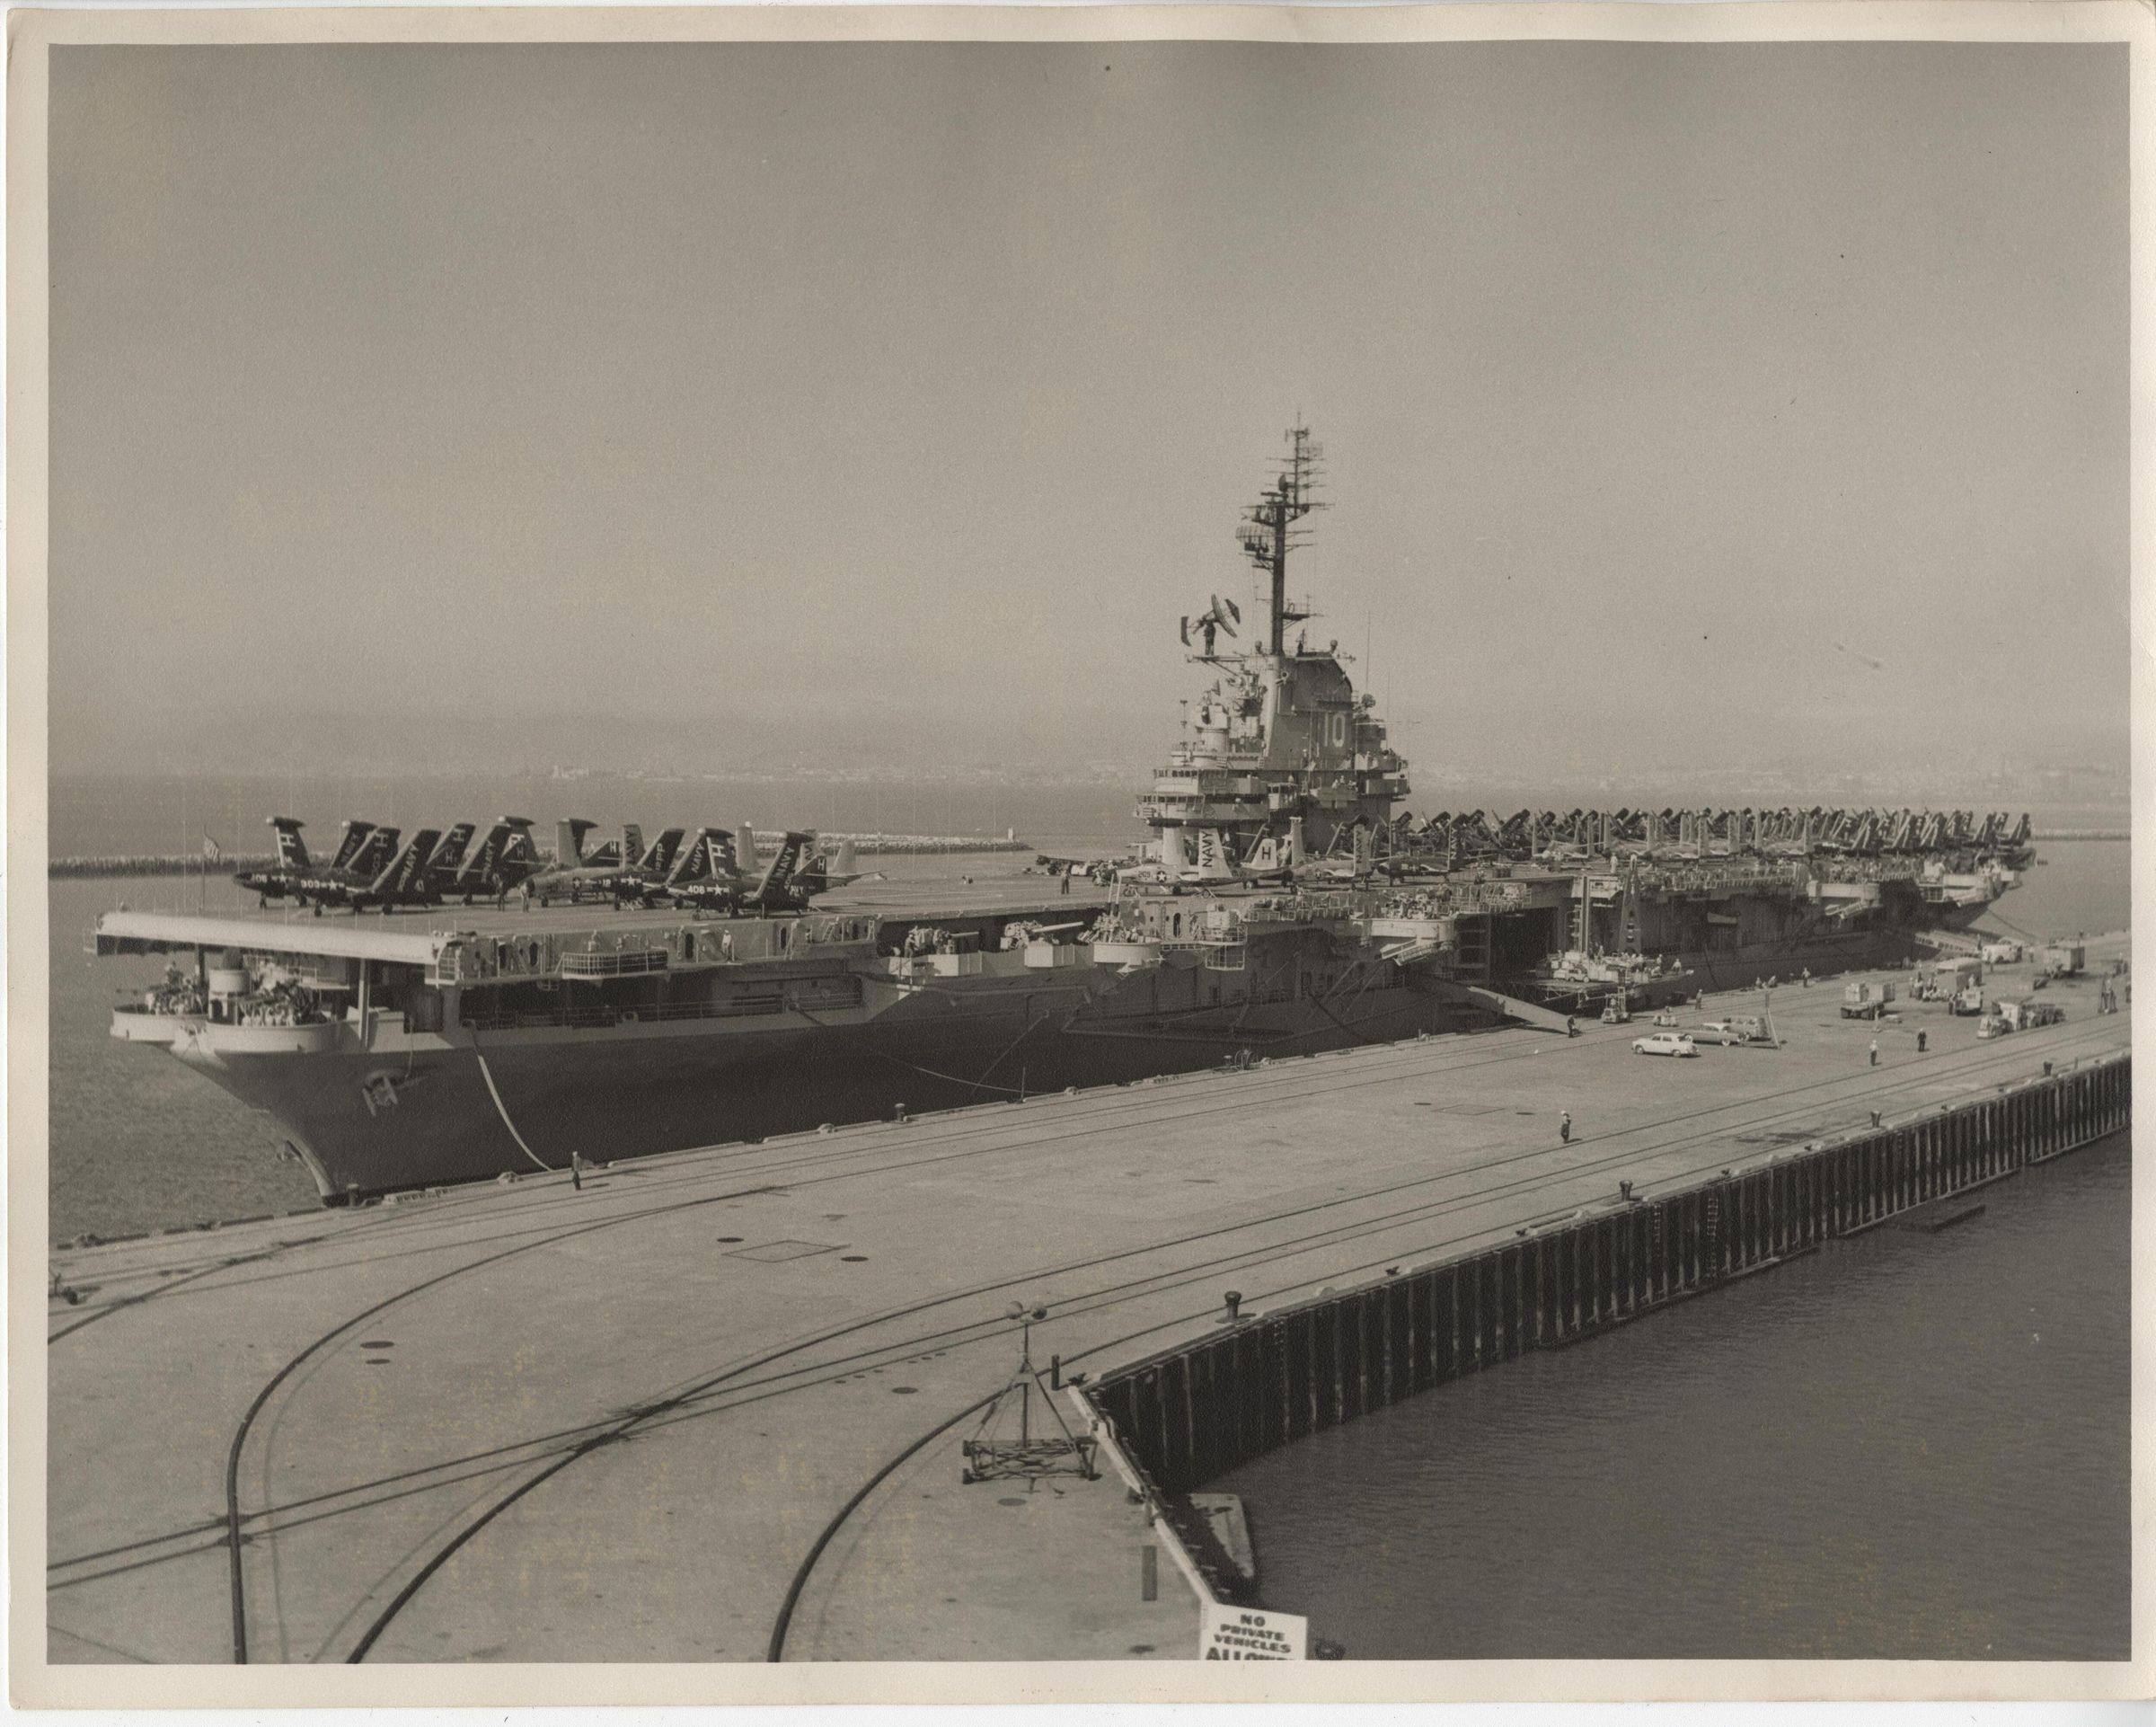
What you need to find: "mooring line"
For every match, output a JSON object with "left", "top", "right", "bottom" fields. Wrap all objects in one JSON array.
[{"left": 476, "top": 1052, "right": 556, "bottom": 1173}]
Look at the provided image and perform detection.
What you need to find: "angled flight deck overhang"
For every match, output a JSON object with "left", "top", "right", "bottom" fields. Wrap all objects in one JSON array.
[{"left": 93, "top": 909, "right": 451, "bottom": 969}]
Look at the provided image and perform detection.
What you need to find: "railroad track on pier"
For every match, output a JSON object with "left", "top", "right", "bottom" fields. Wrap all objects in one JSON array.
[
  {"left": 49, "top": 989, "right": 2078, "bottom": 1341},
  {"left": 49, "top": 1014, "right": 2125, "bottom": 1662}
]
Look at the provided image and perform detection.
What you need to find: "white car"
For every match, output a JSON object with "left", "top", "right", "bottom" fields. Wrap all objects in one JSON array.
[{"left": 1631, "top": 1032, "right": 1699, "bottom": 1058}]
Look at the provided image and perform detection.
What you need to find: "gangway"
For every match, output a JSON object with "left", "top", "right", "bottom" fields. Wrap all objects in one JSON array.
[
  {"left": 1421, "top": 979, "right": 1577, "bottom": 1034},
  {"left": 1451, "top": 914, "right": 1492, "bottom": 983}
]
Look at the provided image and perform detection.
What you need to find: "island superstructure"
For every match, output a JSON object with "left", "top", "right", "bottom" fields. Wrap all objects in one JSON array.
[{"left": 93, "top": 427, "right": 2033, "bottom": 1202}]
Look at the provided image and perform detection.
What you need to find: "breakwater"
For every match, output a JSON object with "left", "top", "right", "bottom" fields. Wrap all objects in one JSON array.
[
  {"left": 48, "top": 831, "right": 1033, "bottom": 878},
  {"left": 1082, "top": 1050, "right": 2131, "bottom": 1605}
]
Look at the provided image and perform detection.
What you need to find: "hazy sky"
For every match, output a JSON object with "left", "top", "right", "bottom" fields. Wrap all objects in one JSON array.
[{"left": 49, "top": 41, "right": 2127, "bottom": 778}]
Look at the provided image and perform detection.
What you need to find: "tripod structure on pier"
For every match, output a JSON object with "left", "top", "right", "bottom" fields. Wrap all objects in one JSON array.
[{"left": 960, "top": 1306, "right": 1099, "bottom": 1485}]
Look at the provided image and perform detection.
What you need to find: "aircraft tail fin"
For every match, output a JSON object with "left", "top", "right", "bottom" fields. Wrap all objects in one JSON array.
[
  {"left": 326, "top": 820, "right": 373, "bottom": 873},
  {"left": 346, "top": 825, "right": 402, "bottom": 880},
  {"left": 639, "top": 827, "right": 686, "bottom": 876},
  {"left": 622, "top": 825, "right": 643, "bottom": 868},
  {"left": 462, "top": 817, "right": 537, "bottom": 884},
  {"left": 500, "top": 820, "right": 539, "bottom": 866},
  {"left": 460, "top": 820, "right": 508, "bottom": 883},
  {"left": 735, "top": 825, "right": 760, "bottom": 877},
  {"left": 755, "top": 830, "right": 815, "bottom": 899},
  {"left": 833, "top": 839, "right": 856, "bottom": 877},
  {"left": 372, "top": 828, "right": 440, "bottom": 896},
  {"left": 557, "top": 819, "right": 596, "bottom": 868},
  {"left": 667, "top": 828, "right": 711, "bottom": 885},
  {"left": 269, "top": 817, "right": 312, "bottom": 872},
  {"left": 429, "top": 822, "right": 476, "bottom": 874}
]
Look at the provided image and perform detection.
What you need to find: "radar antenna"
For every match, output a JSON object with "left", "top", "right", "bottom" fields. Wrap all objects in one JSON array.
[
  {"left": 1236, "top": 421, "right": 1326, "bottom": 655},
  {"left": 1180, "top": 594, "right": 1241, "bottom": 659}
]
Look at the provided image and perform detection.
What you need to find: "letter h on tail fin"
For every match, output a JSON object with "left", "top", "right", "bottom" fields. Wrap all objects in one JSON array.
[{"left": 269, "top": 817, "right": 312, "bottom": 872}]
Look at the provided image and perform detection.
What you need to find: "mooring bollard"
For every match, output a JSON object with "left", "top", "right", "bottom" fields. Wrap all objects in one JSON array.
[{"left": 1224, "top": 1289, "right": 1242, "bottom": 1321}]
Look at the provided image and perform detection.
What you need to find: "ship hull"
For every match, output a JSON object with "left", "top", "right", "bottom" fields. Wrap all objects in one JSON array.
[
  {"left": 142, "top": 883, "right": 2004, "bottom": 1205},
  {"left": 171, "top": 980, "right": 1486, "bottom": 1201}
]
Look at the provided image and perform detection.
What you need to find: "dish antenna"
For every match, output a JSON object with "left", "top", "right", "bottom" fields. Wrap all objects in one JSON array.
[{"left": 1180, "top": 594, "right": 1241, "bottom": 656}]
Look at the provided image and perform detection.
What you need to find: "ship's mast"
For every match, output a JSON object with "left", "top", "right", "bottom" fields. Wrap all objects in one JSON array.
[{"left": 1237, "top": 423, "right": 1325, "bottom": 655}]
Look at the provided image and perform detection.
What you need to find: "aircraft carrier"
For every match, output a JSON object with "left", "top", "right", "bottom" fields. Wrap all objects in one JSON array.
[{"left": 91, "top": 427, "right": 2033, "bottom": 1202}]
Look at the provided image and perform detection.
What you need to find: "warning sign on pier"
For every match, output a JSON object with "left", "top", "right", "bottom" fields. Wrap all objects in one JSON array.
[{"left": 1200, "top": 1603, "right": 1308, "bottom": 1660}]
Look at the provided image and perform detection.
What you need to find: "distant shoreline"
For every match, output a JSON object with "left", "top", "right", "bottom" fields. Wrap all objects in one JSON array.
[{"left": 49, "top": 832, "right": 1035, "bottom": 878}]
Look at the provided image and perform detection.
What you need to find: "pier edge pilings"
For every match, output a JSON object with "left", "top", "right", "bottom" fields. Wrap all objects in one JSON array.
[{"left": 1079, "top": 1051, "right": 2130, "bottom": 1606}]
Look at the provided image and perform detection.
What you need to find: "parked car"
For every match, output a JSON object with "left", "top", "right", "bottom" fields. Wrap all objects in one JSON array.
[{"left": 1631, "top": 1032, "right": 1699, "bottom": 1058}]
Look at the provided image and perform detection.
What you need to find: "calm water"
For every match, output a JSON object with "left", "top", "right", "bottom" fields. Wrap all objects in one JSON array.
[
  {"left": 1215, "top": 1131, "right": 2131, "bottom": 1661},
  {"left": 1972, "top": 839, "right": 2134, "bottom": 949}
]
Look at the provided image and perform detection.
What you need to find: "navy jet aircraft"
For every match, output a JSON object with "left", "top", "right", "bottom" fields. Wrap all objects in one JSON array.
[
  {"left": 523, "top": 822, "right": 685, "bottom": 908},
  {"left": 236, "top": 818, "right": 403, "bottom": 910},
  {"left": 343, "top": 828, "right": 446, "bottom": 914},
  {"left": 642, "top": 827, "right": 820, "bottom": 915},
  {"left": 234, "top": 817, "right": 374, "bottom": 905},
  {"left": 792, "top": 839, "right": 882, "bottom": 895},
  {"left": 415, "top": 821, "right": 477, "bottom": 896},
  {"left": 448, "top": 817, "right": 543, "bottom": 905}
]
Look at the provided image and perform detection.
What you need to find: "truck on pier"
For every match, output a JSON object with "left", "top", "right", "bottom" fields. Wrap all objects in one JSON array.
[
  {"left": 1841, "top": 979, "right": 1897, "bottom": 1020},
  {"left": 2039, "top": 942, "right": 2086, "bottom": 979}
]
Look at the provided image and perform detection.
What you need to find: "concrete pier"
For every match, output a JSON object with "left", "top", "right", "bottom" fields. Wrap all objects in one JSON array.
[
  {"left": 1087, "top": 1051, "right": 2130, "bottom": 1601},
  {"left": 44, "top": 940, "right": 2131, "bottom": 1668}
]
